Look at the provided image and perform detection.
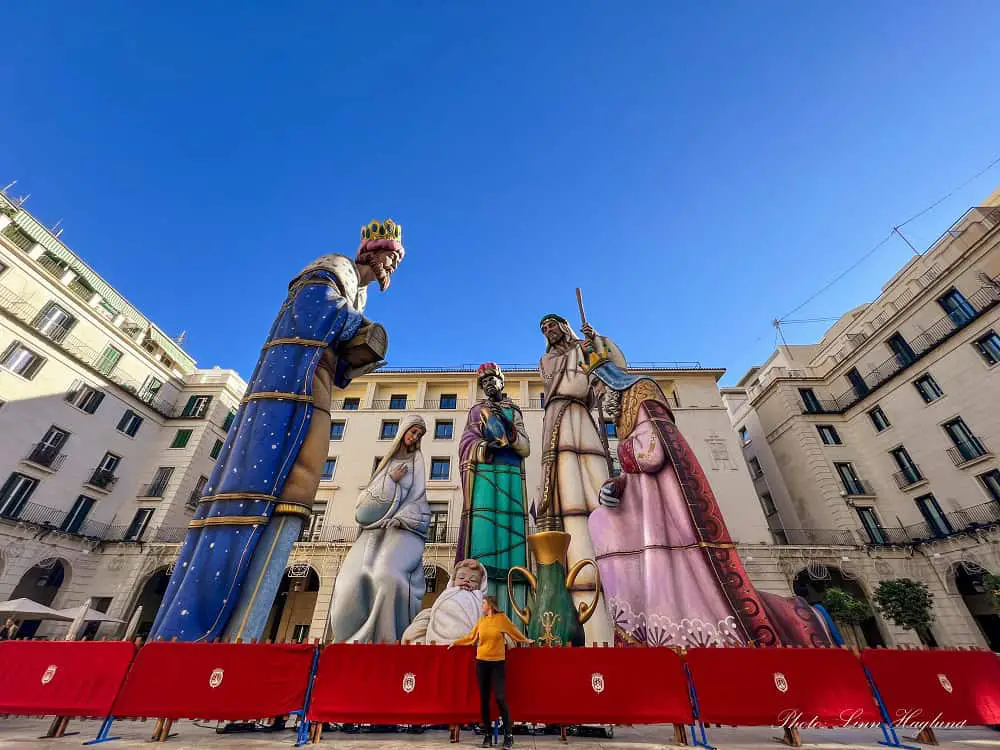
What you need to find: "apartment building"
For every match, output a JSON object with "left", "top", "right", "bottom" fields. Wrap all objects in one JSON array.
[
  {"left": 0, "top": 192, "right": 245, "bottom": 636},
  {"left": 724, "top": 191, "right": 1000, "bottom": 649}
]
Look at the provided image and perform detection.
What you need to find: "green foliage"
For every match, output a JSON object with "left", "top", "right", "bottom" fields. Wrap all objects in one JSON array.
[
  {"left": 821, "top": 587, "right": 872, "bottom": 625},
  {"left": 873, "top": 578, "right": 934, "bottom": 633},
  {"left": 984, "top": 574, "right": 1000, "bottom": 613}
]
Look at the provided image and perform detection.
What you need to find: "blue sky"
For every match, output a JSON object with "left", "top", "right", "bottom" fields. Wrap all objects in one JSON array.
[{"left": 2, "top": 2, "right": 999, "bottom": 384}]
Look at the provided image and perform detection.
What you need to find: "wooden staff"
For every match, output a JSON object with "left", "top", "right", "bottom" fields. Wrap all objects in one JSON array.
[{"left": 576, "top": 287, "right": 614, "bottom": 475}]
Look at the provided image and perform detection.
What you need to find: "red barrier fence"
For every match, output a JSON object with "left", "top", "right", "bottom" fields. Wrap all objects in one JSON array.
[
  {"left": 307, "top": 644, "right": 479, "bottom": 724},
  {"left": 111, "top": 642, "right": 314, "bottom": 721},
  {"left": 506, "top": 646, "right": 693, "bottom": 725},
  {"left": 862, "top": 648, "right": 1000, "bottom": 728},
  {"left": 685, "top": 646, "right": 881, "bottom": 728},
  {"left": 0, "top": 640, "right": 136, "bottom": 718}
]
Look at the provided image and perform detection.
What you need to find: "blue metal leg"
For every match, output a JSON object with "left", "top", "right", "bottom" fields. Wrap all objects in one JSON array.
[
  {"left": 684, "top": 663, "right": 716, "bottom": 750},
  {"left": 861, "top": 663, "right": 919, "bottom": 750},
  {"left": 83, "top": 717, "right": 120, "bottom": 745},
  {"left": 295, "top": 646, "right": 321, "bottom": 747}
]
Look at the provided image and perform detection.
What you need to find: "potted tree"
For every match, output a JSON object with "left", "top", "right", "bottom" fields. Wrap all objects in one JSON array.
[
  {"left": 821, "top": 587, "right": 872, "bottom": 648},
  {"left": 873, "top": 578, "right": 936, "bottom": 646}
]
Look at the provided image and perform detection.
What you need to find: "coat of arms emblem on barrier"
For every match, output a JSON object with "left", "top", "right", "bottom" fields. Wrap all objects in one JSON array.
[
  {"left": 402, "top": 672, "right": 416, "bottom": 694},
  {"left": 41, "top": 665, "right": 57, "bottom": 685},
  {"left": 209, "top": 668, "right": 225, "bottom": 688},
  {"left": 937, "top": 673, "right": 953, "bottom": 694},
  {"left": 773, "top": 672, "right": 789, "bottom": 693},
  {"left": 591, "top": 672, "right": 605, "bottom": 694}
]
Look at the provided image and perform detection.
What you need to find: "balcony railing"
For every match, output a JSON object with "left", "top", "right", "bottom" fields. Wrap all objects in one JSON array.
[
  {"left": 805, "top": 277, "right": 1000, "bottom": 414},
  {"left": 0, "top": 283, "right": 178, "bottom": 417},
  {"left": 138, "top": 481, "right": 170, "bottom": 498},
  {"left": 841, "top": 479, "right": 871, "bottom": 497},
  {"left": 779, "top": 528, "right": 859, "bottom": 545},
  {"left": 421, "top": 399, "right": 469, "bottom": 410},
  {"left": 24, "top": 443, "right": 66, "bottom": 471},
  {"left": 0, "top": 500, "right": 111, "bottom": 539},
  {"left": 101, "top": 525, "right": 187, "bottom": 543},
  {"left": 947, "top": 500, "right": 1000, "bottom": 530},
  {"left": 372, "top": 399, "right": 412, "bottom": 410},
  {"left": 947, "top": 438, "right": 991, "bottom": 467},
  {"left": 87, "top": 468, "right": 118, "bottom": 491},
  {"left": 892, "top": 466, "right": 924, "bottom": 489}
]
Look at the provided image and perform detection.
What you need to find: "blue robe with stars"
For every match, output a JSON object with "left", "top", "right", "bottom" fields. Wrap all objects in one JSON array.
[{"left": 150, "top": 264, "right": 365, "bottom": 642}]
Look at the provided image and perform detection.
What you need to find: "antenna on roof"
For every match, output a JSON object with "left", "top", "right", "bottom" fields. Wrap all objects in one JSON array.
[
  {"left": 17, "top": 193, "right": 30, "bottom": 206},
  {"left": 1, "top": 180, "right": 17, "bottom": 193},
  {"left": 176, "top": 330, "right": 187, "bottom": 345},
  {"left": 51, "top": 219, "right": 64, "bottom": 238}
]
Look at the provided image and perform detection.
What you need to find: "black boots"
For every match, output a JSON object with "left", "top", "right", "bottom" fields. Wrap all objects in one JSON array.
[
  {"left": 481, "top": 734, "right": 492, "bottom": 747},
  {"left": 503, "top": 734, "right": 514, "bottom": 748}
]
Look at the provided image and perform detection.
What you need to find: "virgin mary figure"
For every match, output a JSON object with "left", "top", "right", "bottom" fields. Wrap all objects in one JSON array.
[
  {"left": 584, "top": 353, "right": 834, "bottom": 648},
  {"left": 328, "top": 415, "right": 431, "bottom": 643}
]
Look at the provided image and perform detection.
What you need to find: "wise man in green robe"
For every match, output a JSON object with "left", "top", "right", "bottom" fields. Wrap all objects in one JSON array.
[{"left": 455, "top": 363, "right": 531, "bottom": 620}]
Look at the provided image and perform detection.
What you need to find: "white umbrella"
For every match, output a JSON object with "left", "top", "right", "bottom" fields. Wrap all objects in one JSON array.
[
  {"left": 0, "top": 598, "right": 75, "bottom": 621},
  {"left": 58, "top": 605, "right": 124, "bottom": 624}
]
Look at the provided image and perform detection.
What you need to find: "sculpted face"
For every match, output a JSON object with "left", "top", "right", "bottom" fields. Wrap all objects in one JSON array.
[
  {"left": 540, "top": 318, "right": 566, "bottom": 346},
  {"left": 402, "top": 424, "right": 424, "bottom": 449},
  {"left": 481, "top": 374, "right": 503, "bottom": 401},
  {"left": 454, "top": 564, "right": 483, "bottom": 591},
  {"left": 357, "top": 239, "right": 404, "bottom": 291}
]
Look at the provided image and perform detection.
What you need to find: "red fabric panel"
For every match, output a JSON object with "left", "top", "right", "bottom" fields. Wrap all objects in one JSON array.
[
  {"left": 506, "top": 647, "right": 693, "bottom": 725},
  {"left": 862, "top": 649, "right": 1000, "bottom": 727},
  {"left": 111, "top": 642, "right": 314, "bottom": 720},
  {"left": 0, "top": 641, "right": 135, "bottom": 718},
  {"left": 686, "top": 647, "right": 880, "bottom": 727},
  {"left": 307, "top": 644, "right": 480, "bottom": 724}
]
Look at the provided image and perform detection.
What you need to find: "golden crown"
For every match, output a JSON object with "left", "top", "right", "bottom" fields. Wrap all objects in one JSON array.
[{"left": 360, "top": 218, "right": 402, "bottom": 243}]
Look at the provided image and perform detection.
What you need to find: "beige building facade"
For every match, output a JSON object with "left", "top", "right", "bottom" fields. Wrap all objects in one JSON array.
[{"left": 724, "top": 193, "right": 1000, "bottom": 650}]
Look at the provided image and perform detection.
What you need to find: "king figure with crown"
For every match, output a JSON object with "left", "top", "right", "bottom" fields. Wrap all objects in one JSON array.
[{"left": 150, "top": 220, "right": 405, "bottom": 642}]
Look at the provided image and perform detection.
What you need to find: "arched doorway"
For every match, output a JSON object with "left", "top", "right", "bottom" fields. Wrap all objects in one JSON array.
[
  {"left": 419, "top": 565, "right": 450, "bottom": 611},
  {"left": 794, "top": 565, "right": 885, "bottom": 647},
  {"left": 9, "top": 558, "right": 70, "bottom": 638},
  {"left": 953, "top": 562, "right": 1000, "bottom": 651},
  {"left": 266, "top": 565, "right": 320, "bottom": 643},
  {"left": 129, "top": 568, "right": 171, "bottom": 640}
]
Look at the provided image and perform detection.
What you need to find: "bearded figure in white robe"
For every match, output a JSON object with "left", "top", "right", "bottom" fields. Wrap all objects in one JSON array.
[{"left": 401, "top": 559, "right": 487, "bottom": 645}]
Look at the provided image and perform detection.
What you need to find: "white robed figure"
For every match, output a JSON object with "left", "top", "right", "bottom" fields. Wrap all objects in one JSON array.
[{"left": 328, "top": 415, "right": 431, "bottom": 643}]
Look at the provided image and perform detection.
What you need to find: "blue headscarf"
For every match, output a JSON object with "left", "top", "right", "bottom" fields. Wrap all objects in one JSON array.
[{"left": 589, "top": 359, "right": 654, "bottom": 392}]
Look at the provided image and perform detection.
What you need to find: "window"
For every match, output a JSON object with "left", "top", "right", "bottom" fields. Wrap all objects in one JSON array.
[
  {"left": 343, "top": 397, "right": 360, "bottom": 411},
  {"left": 144, "top": 467, "right": 174, "bottom": 497},
  {"left": 0, "top": 260, "right": 7, "bottom": 275},
  {"left": 980, "top": 470, "right": 1000, "bottom": 503},
  {"left": 738, "top": 426, "right": 750, "bottom": 445},
  {"left": 938, "top": 288, "right": 976, "bottom": 326},
  {"left": 835, "top": 462, "right": 867, "bottom": 496},
  {"left": 389, "top": 394, "right": 407, "bottom": 410},
  {"left": 380, "top": 420, "right": 399, "bottom": 440},
  {"left": 170, "top": 429, "right": 193, "bottom": 449},
  {"left": 330, "top": 421, "right": 346, "bottom": 441},
  {"left": 845, "top": 368, "right": 869, "bottom": 399},
  {"left": 292, "top": 624, "right": 310, "bottom": 643},
  {"left": 439, "top": 394, "right": 458, "bottom": 410},
  {"left": 428, "top": 502, "right": 449, "bottom": 543},
  {"left": 0, "top": 341, "right": 46, "bottom": 379},
  {"left": 914, "top": 373, "right": 944, "bottom": 403},
  {"left": 29, "top": 426, "right": 69, "bottom": 467},
  {"left": 33, "top": 302, "right": 77, "bottom": 343},
  {"left": 434, "top": 420, "right": 453, "bottom": 440},
  {"left": 974, "top": 331, "right": 1000, "bottom": 366},
  {"left": 181, "top": 395, "right": 212, "bottom": 418},
  {"left": 890, "top": 446, "right": 922, "bottom": 486},
  {"left": 222, "top": 410, "right": 237, "bottom": 431},
  {"left": 943, "top": 417, "right": 987, "bottom": 463},
  {"left": 89, "top": 452, "right": 120, "bottom": 489},
  {"left": 124, "top": 509, "right": 154, "bottom": 542},
  {"left": 430, "top": 458, "right": 451, "bottom": 481},
  {"left": 372, "top": 456, "right": 383, "bottom": 477},
  {"left": 856, "top": 507, "right": 886, "bottom": 544},
  {"left": 190, "top": 475, "right": 208, "bottom": 504},
  {"left": 321, "top": 458, "right": 337, "bottom": 480},
  {"left": 603, "top": 421, "right": 618, "bottom": 439},
  {"left": 915, "top": 494, "right": 952, "bottom": 538},
  {"left": 747, "top": 456, "right": 763, "bottom": 479},
  {"left": 61, "top": 495, "right": 96, "bottom": 534},
  {"left": 66, "top": 382, "right": 105, "bottom": 414},
  {"left": 799, "top": 388, "right": 823, "bottom": 413},
  {"left": 117, "top": 409, "right": 143, "bottom": 437},
  {"left": 94, "top": 346, "right": 123, "bottom": 376},
  {"left": 817, "top": 425, "right": 842, "bottom": 445},
  {"left": 139, "top": 376, "right": 163, "bottom": 403},
  {"left": 760, "top": 492, "right": 777, "bottom": 516},
  {"left": 305, "top": 505, "right": 326, "bottom": 541},
  {"left": 0, "top": 473, "right": 39, "bottom": 518},
  {"left": 868, "top": 406, "right": 891, "bottom": 432},
  {"left": 209, "top": 439, "right": 224, "bottom": 460},
  {"left": 886, "top": 332, "right": 916, "bottom": 367}
]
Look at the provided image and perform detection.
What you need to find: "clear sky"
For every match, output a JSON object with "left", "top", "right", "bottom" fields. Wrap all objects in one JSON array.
[{"left": 2, "top": 2, "right": 999, "bottom": 383}]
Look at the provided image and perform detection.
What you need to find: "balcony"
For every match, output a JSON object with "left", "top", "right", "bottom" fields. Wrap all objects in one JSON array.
[
  {"left": 0, "top": 500, "right": 110, "bottom": 539},
  {"left": 892, "top": 466, "right": 925, "bottom": 490},
  {"left": 24, "top": 443, "right": 66, "bottom": 471},
  {"left": 947, "top": 438, "right": 992, "bottom": 467},
  {"left": 421, "top": 399, "right": 469, "bottom": 410},
  {"left": 102, "top": 525, "right": 186, "bottom": 544},
  {"left": 186, "top": 490, "right": 203, "bottom": 510},
  {"left": 780, "top": 528, "right": 859, "bottom": 545},
  {"left": 86, "top": 467, "right": 118, "bottom": 491}
]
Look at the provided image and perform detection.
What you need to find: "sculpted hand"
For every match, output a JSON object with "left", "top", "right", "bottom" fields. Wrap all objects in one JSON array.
[
  {"left": 385, "top": 517, "right": 403, "bottom": 529},
  {"left": 390, "top": 464, "right": 409, "bottom": 482},
  {"left": 581, "top": 323, "right": 597, "bottom": 341},
  {"left": 598, "top": 480, "right": 621, "bottom": 508}
]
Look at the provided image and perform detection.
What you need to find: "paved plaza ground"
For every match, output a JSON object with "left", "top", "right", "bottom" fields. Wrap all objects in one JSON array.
[{"left": 1, "top": 719, "right": 1000, "bottom": 749}]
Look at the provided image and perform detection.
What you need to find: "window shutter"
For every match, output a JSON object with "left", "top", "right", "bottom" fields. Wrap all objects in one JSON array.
[
  {"left": 84, "top": 391, "right": 105, "bottom": 414},
  {"left": 66, "top": 378, "right": 83, "bottom": 403}
]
